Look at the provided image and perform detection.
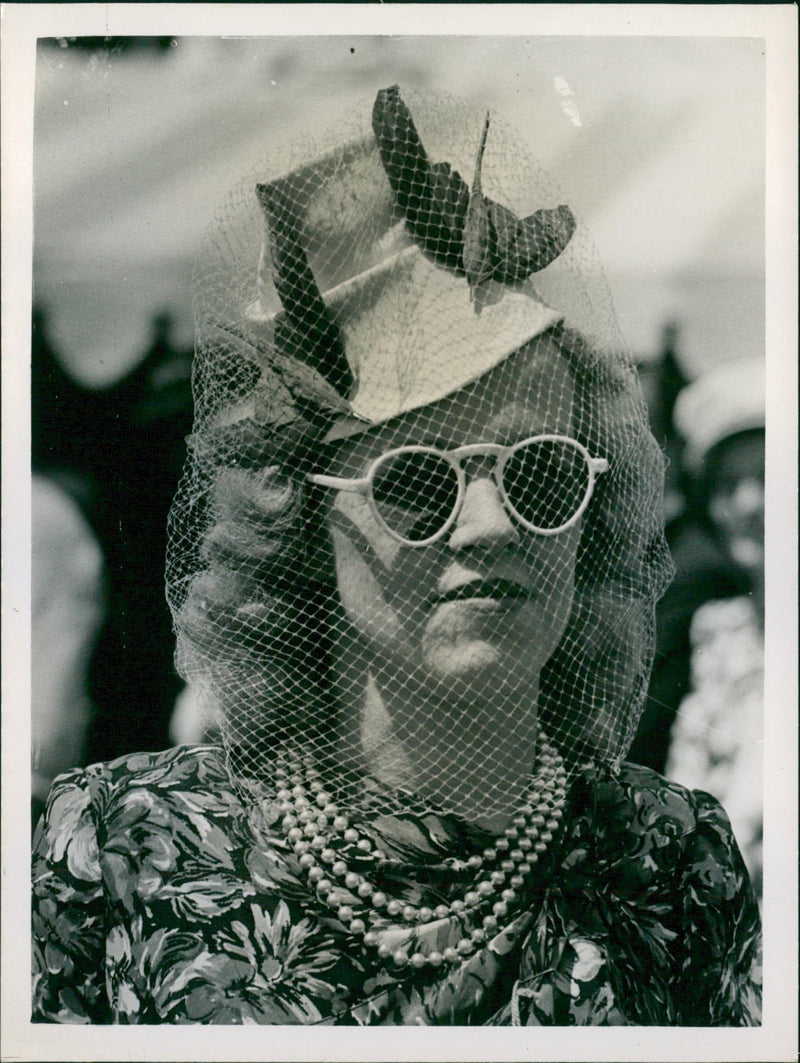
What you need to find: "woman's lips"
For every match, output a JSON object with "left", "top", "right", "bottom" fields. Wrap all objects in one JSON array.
[{"left": 429, "top": 578, "right": 531, "bottom": 607}]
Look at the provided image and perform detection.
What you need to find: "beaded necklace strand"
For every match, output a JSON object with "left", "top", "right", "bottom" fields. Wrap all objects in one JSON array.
[{"left": 274, "top": 728, "right": 567, "bottom": 970}]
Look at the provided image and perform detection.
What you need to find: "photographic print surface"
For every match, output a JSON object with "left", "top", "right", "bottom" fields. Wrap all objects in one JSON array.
[{"left": 3, "top": 6, "right": 797, "bottom": 1062}]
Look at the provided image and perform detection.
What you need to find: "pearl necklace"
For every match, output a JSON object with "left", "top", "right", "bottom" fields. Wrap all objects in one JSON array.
[{"left": 273, "top": 730, "right": 567, "bottom": 971}]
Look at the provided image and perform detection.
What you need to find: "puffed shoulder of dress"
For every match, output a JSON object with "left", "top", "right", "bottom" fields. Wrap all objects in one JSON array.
[{"left": 32, "top": 745, "right": 761, "bottom": 1026}]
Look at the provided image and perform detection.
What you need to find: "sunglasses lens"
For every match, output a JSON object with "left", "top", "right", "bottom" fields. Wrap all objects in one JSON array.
[
  {"left": 504, "top": 440, "right": 590, "bottom": 530},
  {"left": 371, "top": 450, "right": 459, "bottom": 542}
]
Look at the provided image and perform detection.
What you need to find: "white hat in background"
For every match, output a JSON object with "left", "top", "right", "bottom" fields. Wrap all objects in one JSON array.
[{"left": 673, "top": 359, "right": 765, "bottom": 476}]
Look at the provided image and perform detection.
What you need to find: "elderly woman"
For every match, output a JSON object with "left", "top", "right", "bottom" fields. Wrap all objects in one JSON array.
[{"left": 32, "top": 87, "right": 761, "bottom": 1026}]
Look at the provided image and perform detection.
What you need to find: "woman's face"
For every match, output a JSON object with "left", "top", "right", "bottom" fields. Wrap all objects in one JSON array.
[{"left": 322, "top": 339, "right": 582, "bottom": 703}]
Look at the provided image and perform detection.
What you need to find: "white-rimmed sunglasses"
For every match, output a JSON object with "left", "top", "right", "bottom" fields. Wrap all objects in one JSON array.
[{"left": 308, "top": 434, "right": 609, "bottom": 547}]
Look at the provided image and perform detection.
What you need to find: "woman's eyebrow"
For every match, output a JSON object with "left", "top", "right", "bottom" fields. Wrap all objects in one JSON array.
[
  {"left": 378, "top": 424, "right": 458, "bottom": 450},
  {"left": 397, "top": 425, "right": 549, "bottom": 450},
  {"left": 489, "top": 416, "right": 553, "bottom": 446},
  {"left": 413, "top": 433, "right": 460, "bottom": 450}
]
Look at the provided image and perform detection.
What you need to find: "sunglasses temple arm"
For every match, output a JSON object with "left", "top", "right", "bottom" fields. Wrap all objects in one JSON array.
[{"left": 307, "top": 472, "right": 371, "bottom": 494}]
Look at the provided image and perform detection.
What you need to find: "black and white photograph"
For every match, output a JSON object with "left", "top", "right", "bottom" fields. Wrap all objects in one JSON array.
[{"left": 2, "top": 5, "right": 797, "bottom": 1060}]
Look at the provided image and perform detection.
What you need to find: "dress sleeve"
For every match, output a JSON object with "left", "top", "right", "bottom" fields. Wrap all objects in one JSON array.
[
  {"left": 32, "top": 768, "right": 108, "bottom": 1023},
  {"left": 673, "top": 788, "right": 762, "bottom": 1025}
]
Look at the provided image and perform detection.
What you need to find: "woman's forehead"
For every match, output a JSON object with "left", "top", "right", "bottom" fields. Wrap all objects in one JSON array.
[{"left": 334, "top": 340, "right": 574, "bottom": 465}]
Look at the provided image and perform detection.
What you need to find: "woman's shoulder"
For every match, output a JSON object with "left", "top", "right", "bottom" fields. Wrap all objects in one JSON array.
[
  {"left": 39, "top": 744, "right": 236, "bottom": 832},
  {"left": 615, "top": 759, "right": 745, "bottom": 840},
  {"left": 617, "top": 758, "right": 701, "bottom": 806},
  {"left": 69, "top": 742, "right": 228, "bottom": 787},
  {"left": 35, "top": 744, "right": 251, "bottom": 894},
  {"left": 580, "top": 758, "right": 706, "bottom": 823},
  {"left": 566, "top": 760, "right": 744, "bottom": 877}
]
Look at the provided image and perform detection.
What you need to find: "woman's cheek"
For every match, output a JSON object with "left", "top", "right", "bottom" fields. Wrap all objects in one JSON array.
[
  {"left": 523, "top": 527, "right": 580, "bottom": 642},
  {"left": 330, "top": 493, "right": 400, "bottom": 570},
  {"left": 329, "top": 526, "right": 404, "bottom": 644},
  {"left": 328, "top": 493, "right": 441, "bottom": 626}
]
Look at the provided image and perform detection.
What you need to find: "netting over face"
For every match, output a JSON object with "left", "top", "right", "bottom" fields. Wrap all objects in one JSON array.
[{"left": 167, "top": 87, "right": 674, "bottom": 823}]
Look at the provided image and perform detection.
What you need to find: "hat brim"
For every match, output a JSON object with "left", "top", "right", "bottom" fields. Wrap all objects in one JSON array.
[{"left": 248, "top": 243, "right": 562, "bottom": 441}]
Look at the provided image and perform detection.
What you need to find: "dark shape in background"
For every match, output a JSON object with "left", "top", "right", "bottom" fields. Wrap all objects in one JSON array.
[
  {"left": 32, "top": 306, "right": 193, "bottom": 764},
  {"left": 629, "top": 324, "right": 750, "bottom": 773},
  {"left": 42, "top": 37, "right": 176, "bottom": 56}
]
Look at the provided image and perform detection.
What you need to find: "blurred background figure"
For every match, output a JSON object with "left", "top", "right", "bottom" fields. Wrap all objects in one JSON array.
[
  {"left": 31, "top": 302, "right": 194, "bottom": 791},
  {"left": 80, "top": 309, "right": 193, "bottom": 765},
  {"left": 663, "top": 360, "right": 766, "bottom": 895},
  {"left": 629, "top": 331, "right": 752, "bottom": 773},
  {"left": 32, "top": 306, "right": 103, "bottom": 825},
  {"left": 31, "top": 474, "right": 104, "bottom": 827}
]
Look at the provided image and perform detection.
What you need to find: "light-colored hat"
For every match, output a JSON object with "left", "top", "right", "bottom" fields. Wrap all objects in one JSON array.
[
  {"left": 245, "top": 87, "right": 571, "bottom": 440},
  {"left": 673, "top": 359, "right": 765, "bottom": 475}
]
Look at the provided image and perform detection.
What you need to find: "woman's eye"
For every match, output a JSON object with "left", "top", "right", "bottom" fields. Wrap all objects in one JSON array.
[
  {"left": 504, "top": 442, "right": 589, "bottom": 528},
  {"left": 373, "top": 467, "right": 425, "bottom": 509},
  {"left": 373, "top": 453, "right": 453, "bottom": 511}
]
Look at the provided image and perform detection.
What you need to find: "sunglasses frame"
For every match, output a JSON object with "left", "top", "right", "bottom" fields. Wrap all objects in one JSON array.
[{"left": 308, "top": 434, "right": 609, "bottom": 547}]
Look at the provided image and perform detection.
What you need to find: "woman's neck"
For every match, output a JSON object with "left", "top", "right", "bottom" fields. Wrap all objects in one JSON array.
[{"left": 342, "top": 669, "right": 540, "bottom": 831}]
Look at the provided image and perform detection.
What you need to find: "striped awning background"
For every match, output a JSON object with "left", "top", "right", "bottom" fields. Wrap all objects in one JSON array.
[{"left": 33, "top": 35, "right": 765, "bottom": 387}]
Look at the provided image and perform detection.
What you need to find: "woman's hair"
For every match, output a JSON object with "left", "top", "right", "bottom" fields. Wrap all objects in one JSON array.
[
  {"left": 541, "top": 325, "right": 672, "bottom": 767},
  {"left": 172, "top": 323, "right": 672, "bottom": 781},
  {"left": 172, "top": 427, "right": 338, "bottom": 777}
]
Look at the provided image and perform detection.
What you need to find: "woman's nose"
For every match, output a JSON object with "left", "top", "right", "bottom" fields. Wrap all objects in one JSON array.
[{"left": 447, "top": 476, "right": 520, "bottom": 552}]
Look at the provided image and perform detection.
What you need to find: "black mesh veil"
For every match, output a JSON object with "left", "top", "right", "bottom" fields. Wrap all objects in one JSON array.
[{"left": 166, "top": 86, "right": 674, "bottom": 828}]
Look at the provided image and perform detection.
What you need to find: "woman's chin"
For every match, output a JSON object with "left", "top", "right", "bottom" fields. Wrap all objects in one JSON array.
[
  {"left": 418, "top": 608, "right": 560, "bottom": 688},
  {"left": 420, "top": 600, "right": 545, "bottom": 674},
  {"left": 421, "top": 637, "right": 506, "bottom": 680},
  {"left": 420, "top": 632, "right": 547, "bottom": 691}
]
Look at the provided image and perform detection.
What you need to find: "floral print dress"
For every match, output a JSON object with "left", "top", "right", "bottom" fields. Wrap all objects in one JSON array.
[{"left": 32, "top": 744, "right": 761, "bottom": 1025}]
